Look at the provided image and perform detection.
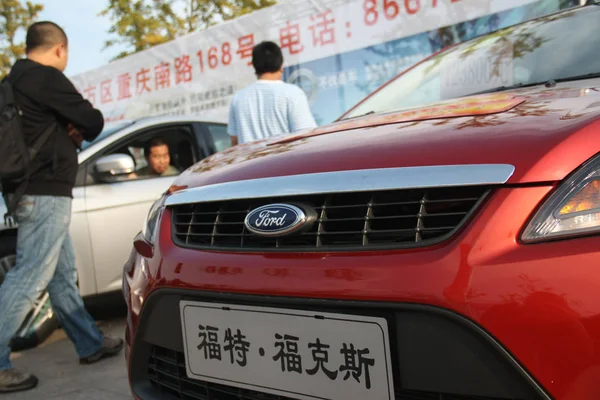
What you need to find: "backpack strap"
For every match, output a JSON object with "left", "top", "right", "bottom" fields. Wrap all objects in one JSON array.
[
  {"left": 4, "top": 121, "right": 58, "bottom": 227},
  {"left": 3, "top": 64, "right": 60, "bottom": 226},
  {"left": 6, "top": 65, "right": 32, "bottom": 86},
  {"left": 2, "top": 66, "right": 30, "bottom": 106},
  {"left": 0, "top": 79, "right": 16, "bottom": 108}
]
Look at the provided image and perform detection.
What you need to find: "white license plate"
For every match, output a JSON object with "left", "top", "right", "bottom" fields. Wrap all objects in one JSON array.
[{"left": 180, "top": 301, "right": 395, "bottom": 400}]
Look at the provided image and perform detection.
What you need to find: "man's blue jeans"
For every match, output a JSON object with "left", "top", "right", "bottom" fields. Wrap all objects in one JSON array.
[{"left": 0, "top": 195, "right": 104, "bottom": 370}]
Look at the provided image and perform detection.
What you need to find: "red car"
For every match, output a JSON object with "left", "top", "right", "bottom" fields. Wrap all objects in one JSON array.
[{"left": 124, "top": 4, "right": 600, "bottom": 400}]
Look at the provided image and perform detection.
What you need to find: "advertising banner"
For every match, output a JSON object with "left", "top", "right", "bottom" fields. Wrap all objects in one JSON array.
[{"left": 70, "top": 0, "right": 580, "bottom": 126}]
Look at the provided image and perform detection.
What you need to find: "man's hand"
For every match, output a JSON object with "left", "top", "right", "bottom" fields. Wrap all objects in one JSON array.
[{"left": 68, "top": 123, "right": 84, "bottom": 148}]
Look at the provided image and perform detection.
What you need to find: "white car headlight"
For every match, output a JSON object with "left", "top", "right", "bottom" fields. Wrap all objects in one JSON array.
[
  {"left": 142, "top": 196, "right": 167, "bottom": 245},
  {"left": 522, "top": 153, "right": 600, "bottom": 243}
]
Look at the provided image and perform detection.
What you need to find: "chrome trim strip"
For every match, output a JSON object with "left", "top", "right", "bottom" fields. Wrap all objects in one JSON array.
[{"left": 165, "top": 164, "right": 515, "bottom": 206}]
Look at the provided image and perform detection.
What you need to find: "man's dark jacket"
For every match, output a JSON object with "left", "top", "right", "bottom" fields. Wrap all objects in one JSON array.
[{"left": 2, "top": 59, "right": 104, "bottom": 197}]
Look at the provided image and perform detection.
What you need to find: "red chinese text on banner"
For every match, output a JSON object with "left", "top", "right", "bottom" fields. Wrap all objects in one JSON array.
[
  {"left": 155, "top": 62, "right": 171, "bottom": 90},
  {"left": 280, "top": 21, "right": 304, "bottom": 55},
  {"left": 175, "top": 54, "right": 193, "bottom": 84},
  {"left": 117, "top": 73, "right": 132, "bottom": 100},
  {"left": 237, "top": 34, "right": 255, "bottom": 66},
  {"left": 136, "top": 68, "right": 152, "bottom": 95},
  {"left": 101, "top": 79, "right": 113, "bottom": 104},
  {"left": 309, "top": 10, "right": 336, "bottom": 47},
  {"left": 84, "top": 85, "right": 97, "bottom": 105}
]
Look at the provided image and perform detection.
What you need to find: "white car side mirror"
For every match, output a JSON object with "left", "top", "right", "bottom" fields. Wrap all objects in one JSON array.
[{"left": 95, "top": 154, "right": 135, "bottom": 180}]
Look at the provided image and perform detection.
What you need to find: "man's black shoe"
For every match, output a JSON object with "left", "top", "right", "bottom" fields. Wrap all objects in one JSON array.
[
  {"left": 0, "top": 369, "right": 38, "bottom": 393},
  {"left": 79, "top": 336, "right": 124, "bottom": 365}
]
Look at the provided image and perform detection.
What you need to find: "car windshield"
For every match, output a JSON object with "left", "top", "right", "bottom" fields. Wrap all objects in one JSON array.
[
  {"left": 343, "top": 6, "right": 600, "bottom": 120},
  {"left": 80, "top": 120, "right": 135, "bottom": 150}
]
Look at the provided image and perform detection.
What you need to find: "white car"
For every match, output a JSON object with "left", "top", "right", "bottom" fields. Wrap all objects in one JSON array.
[{"left": 0, "top": 115, "right": 230, "bottom": 348}]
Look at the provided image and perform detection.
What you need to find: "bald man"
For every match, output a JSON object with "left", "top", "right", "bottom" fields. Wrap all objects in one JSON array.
[{"left": 0, "top": 21, "right": 122, "bottom": 393}]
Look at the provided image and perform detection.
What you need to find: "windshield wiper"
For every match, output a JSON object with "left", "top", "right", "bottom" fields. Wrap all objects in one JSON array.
[
  {"left": 339, "top": 110, "right": 375, "bottom": 121},
  {"left": 464, "top": 80, "right": 555, "bottom": 97},
  {"left": 553, "top": 72, "right": 600, "bottom": 83},
  {"left": 465, "top": 72, "right": 600, "bottom": 97}
]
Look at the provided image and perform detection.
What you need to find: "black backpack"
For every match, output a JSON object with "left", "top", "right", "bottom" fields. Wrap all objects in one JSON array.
[{"left": 0, "top": 68, "right": 56, "bottom": 226}]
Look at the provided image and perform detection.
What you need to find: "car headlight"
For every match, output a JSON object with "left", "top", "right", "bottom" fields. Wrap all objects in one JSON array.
[
  {"left": 142, "top": 196, "right": 166, "bottom": 245},
  {"left": 522, "top": 153, "right": 600, "bottom": 243}
]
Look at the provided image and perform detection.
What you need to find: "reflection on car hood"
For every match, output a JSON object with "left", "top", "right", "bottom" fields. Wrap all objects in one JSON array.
[
  {"left": 271, "top": 92, "right": 528, "bottom": 145},
  {"left": 175, "top": 80, "right": 600, "bottom": 190}
]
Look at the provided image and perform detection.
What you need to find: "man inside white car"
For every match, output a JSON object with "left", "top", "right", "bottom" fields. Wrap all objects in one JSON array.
[{"left": 129, "top": 137, "right": 180, "bottom": 179}]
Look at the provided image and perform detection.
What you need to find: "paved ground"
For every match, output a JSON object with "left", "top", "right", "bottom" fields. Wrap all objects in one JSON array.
[{"left": 8, "top": 318, "right": 130, "bottom": 400}]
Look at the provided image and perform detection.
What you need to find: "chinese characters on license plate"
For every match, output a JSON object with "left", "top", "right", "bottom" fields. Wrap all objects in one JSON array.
[{"left": 180, "top": 301, "right": 395, "bottom": 400}]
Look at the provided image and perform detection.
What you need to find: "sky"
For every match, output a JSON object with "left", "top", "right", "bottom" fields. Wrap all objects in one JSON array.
[{"left": 36, "top": 0, "right": 127, "bottom": 77}]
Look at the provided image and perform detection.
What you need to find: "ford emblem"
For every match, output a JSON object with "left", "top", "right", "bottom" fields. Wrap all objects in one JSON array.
[{"left": 244, "top": 204, "right": 308, "bottom": 237}]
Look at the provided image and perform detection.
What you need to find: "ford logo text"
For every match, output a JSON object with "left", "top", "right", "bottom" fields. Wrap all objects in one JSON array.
[{"left": 244, "top": 204, "right": 307, "bottom": 237}]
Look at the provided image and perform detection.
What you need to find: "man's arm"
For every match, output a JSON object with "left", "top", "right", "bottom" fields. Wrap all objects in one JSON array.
[
  {"left": 227, "top": 97, "right": 240, "bottom": 146},
  {"left": 288, "top": 88, "right": 317, "bottom": 132},
  {"left": 38, "top": 68, "right": 104, "bottom": 142},
  {"left": 67, "top": 123, "right": 84, "bottom": 149}
]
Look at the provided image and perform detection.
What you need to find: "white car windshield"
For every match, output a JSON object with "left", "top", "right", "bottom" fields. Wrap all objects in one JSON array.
[
  {"left": 80, "top": 121, "right": 135, "bottom": 150},
  {"left": 343, "top": 6, "right": 600, "bottom": 119}
]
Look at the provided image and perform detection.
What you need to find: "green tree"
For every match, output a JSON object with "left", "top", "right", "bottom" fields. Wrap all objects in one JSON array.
[
  {"left": 0, "top": 0, "right": 44, "bottom": 78},
  {"left": 98, "top": 0, "right": 167, "bottom": 60},
  {"left": 100, "top": 0, "right": 276, "bottom": 60}
]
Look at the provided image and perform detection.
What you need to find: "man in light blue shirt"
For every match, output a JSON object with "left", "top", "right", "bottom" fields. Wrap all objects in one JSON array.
[{"left": 228, "top": 41, "right": 317, "bottom": 145}]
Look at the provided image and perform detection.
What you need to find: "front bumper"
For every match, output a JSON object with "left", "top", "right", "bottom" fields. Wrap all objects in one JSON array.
[
  {"left": 124, "top": 185, "right": 600, "bottom": 400},
  {"left": 128, "top": 289, "right": 548, "bottom": 400}
]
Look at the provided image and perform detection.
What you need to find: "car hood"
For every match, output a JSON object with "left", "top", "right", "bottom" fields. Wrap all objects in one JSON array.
[{"left": 177, "top": 80, "right": 600, "bottom": 190}]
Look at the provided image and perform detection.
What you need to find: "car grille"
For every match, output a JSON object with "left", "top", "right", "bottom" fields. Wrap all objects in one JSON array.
[
  {"left": 147, "top": 345, "right": 517, "bottom": 400},
  {"left": 171, "top": 186, "right": 489, "bottom": 251}
]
